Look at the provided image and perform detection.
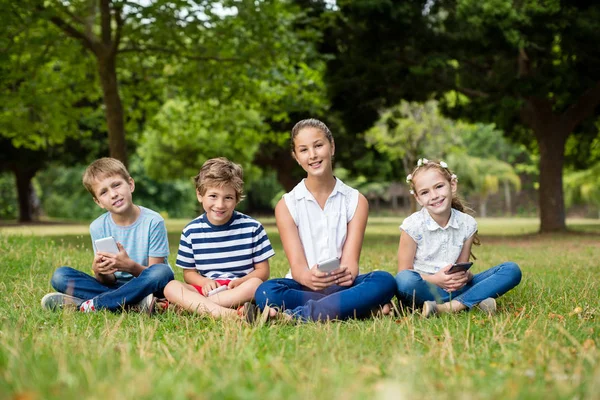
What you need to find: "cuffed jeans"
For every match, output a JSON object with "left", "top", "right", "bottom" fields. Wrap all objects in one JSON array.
[
  {"left": 255, "top": 271, "right": 396, "bottom": 322},
  {"left": 51, "top": 264, "right": 174, "bottom": 311},
  {"left": 395, "top": 262, "right": 522, "bottom": 309}
]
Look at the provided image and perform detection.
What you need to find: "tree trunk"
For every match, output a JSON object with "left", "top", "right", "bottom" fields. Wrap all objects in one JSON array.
[
  {"left": 14, "top": 168, "right": 37, "bottom": 222},
  {"left": 479, "top": 198, "right": 487, "bottom": 218},
  {"left": 535, "top": 126, "right": 567, "bottom": 232},
  {"left": 97, "top": 53, "right": 128, "bottom": 166},
  {"left": 503, "top": 180, "right": 512, "bottom": 215}
]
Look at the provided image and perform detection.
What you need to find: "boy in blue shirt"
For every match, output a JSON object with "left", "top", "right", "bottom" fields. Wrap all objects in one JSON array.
[
  {"left": 163, "top": 157, "right": 274, "bottom": 319},
  {"left": 41, "top": 157, "right": 174, "bottom": 313}
]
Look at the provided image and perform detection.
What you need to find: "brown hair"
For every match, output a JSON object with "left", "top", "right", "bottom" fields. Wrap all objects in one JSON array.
[
  {"left": 194, "top": 157, "right": 244, "bottom": 202},
  {"left": 408, "top": 160, "right": 481, "bottom": 256},
  {"left": 82, "top": 157, "right": 131, "bottom": 198},
  {"left": 290, "top": 118, "right": 334, "bottom": 153}
]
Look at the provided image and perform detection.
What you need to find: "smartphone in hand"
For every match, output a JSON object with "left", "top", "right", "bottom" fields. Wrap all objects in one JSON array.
[
  {"left": 317, "top": 257, "right": 340, "bottom": 273},
  {"left": 95, "top": 236, "right": 119, "bottom": 255},
  {"left": 446, "top": 262, "right": 473, "bottom": 274}
]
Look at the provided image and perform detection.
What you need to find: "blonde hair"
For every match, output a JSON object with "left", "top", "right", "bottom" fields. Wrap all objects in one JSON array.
[
  {"left": 194, "top": 157, "right": 244, "bottom": 202},
  {"left": 82, "top": 157, "right": 131, "bottom": 198},
  {"left": 408, "top": 159, "right": 481, "bottom": 256}
]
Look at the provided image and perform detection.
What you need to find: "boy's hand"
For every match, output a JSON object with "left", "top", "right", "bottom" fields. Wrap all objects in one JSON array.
[
  {"left": 305, "top": 266, "right": 351, "bottom": 291},
  {"left": 93, "top": 253, "right": 118, "bottom": 275},
  {"left": 227, "top": 280, "right": 242, "bottom": 289},
  {"left": 97, "top": 242, "right": 134, "bottom": 273},
  {"left": 201, "top": 280, "right": 220, "bottom": 297},
  {"left": 431, "top": 265, "right": 469, "bottom": 292}
]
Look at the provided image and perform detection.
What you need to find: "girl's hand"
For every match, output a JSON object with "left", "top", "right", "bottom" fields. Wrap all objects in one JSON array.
[
  {"left": 336, "top": 268, "right": 355, "bottom": 287},
  {"left": 306, "top": 266, "right": 349, "bottom": 291},
  {"left": 201, "top": 280, "right": 220, "bottom": 297},
  {"left": 432, "top": 265, "right": 470, "bottom": 292}
]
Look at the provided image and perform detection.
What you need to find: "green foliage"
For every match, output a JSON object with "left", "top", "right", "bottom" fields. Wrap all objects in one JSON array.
[
  {"left": 138, "top": 98, "right": 265, "bottom": 183},
  {"left": 564, "top": 163, "right": 600, "bottom": 213},
  {"left": 36, "top": 158, "right": 199, "bottom": 221},
  {"left": 0, "top": 173, "right": 18, "bottom": 219}
]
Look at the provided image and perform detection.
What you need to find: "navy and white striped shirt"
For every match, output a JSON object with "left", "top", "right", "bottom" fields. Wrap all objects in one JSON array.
[{"left": 176, "top": 211, "right": 275, "bottom": 280}]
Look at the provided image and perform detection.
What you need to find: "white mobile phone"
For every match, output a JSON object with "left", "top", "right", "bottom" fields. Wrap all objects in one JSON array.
[
  {"left": 95, "top": 236, "right": 119, "bottom": 254},
  {"left": 317, "top": 257, "right": 341, "bottom": 273},
  {"left": 207, "top": 285, "right": 228, "bottom": 296}
]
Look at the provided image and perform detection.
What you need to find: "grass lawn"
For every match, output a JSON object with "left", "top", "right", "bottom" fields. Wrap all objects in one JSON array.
[{"left": 1, "top": 217, "right": 599, "bottom": 399}]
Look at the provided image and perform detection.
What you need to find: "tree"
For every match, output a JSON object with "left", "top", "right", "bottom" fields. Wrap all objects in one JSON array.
[
  {"left": 12, "top": 0, "right": 314, "bottom": 166},
  {"left": 364, "top": 100, "right": 457, "bottom": 212},
  {"left": 1, "top": 3, "right": 100, "bottom": 221},
  {"left": 323, "top": 0, "right": 600, "bottom": 232},
  {"left": 446, "top": 154, "right": 521, "bottom": 217}
]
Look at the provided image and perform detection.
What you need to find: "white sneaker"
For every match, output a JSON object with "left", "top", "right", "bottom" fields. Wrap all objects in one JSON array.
[
  {"left": 133, "top": 294, "right": 156, "bottom": 315},
  {"left": 41, "top": 292, "right": 84, "bottom": 311},
  {"left": 477, "top": 298, "right": 497, "bottom": 315}
]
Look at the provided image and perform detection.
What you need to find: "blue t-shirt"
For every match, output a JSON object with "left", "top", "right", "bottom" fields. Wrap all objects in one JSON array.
[
  {"left": 90, "top": 206, "right": 170, "bottom": 280},
  {"left": 176, "top": 211, "right": 274, "bottom": 280}
]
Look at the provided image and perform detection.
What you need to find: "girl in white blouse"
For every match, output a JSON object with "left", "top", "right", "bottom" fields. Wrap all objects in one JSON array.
[
  {"left": 254, "top": 119, "right": 396, "bottom": 321},
  {"left": 396, "top": 159, "right": 521, "bottom": 317}
]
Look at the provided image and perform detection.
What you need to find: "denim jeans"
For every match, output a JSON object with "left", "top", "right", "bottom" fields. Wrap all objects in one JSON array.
[
  {"left": 255, "top": 271, "right": 397, "bottom": 321},
  {"left": 51, "top": 264, "right": 174, "bottom": 311},
  {"left": 395, "top": 262, "right": 522, "bottom": 309}
]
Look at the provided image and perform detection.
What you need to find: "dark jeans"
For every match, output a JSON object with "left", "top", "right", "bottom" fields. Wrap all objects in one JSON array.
[
  {"left": 255, "top": 271, "right": 397, "bottom": 321},
  {"left": 51, "top": 264, "right": 174, "bottom": 311}
]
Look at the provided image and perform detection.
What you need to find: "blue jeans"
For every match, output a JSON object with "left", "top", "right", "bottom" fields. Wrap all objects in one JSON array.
[
  {"left": 255, "top": 271, "right": 397, "bottom": 322},
  {"left": 395, "top": 262, "right": 522, "bottom": 309},
  {"left": 51, "top": 264, "right": 174, "bottom": 311}
]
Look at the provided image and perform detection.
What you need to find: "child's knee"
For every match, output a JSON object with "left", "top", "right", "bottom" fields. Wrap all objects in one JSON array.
[
  {"left": 394, "top": 269, "right": 421, "bottom": 291},
  {"left": 146, "top": 263, "right": 174, "bottom": 283},
  {"left": 50, "top": 266, "right": 72, "bottom": 292},
  {"left": 503, "top": 262, "right": 522, "bottom": 284},
  {"left": 163, "top": 280, "right": 185, "bottom": 301},
  {"left": 254, "top": 280, "right": 278, "bottom": 308}
]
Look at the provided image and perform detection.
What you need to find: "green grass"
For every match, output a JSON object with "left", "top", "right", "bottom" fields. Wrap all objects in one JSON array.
[{"left": 1, "top": 217, "right": 599, "bottom": 400}]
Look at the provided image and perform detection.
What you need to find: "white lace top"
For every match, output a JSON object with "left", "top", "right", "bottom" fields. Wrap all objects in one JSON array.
[{"left": 400, "top": 208, "right": 477, "bottom": 274}]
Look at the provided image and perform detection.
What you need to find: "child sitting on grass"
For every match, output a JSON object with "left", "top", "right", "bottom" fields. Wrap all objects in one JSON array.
[
  {"left": 42, "top": 157, "right": 173, "bottom": 314},
  {"left": 163, "top": 157, "right": 274, "bottom": 320},
  {"left": 395, "top": 158, "right": 522, "bottom": 317}
]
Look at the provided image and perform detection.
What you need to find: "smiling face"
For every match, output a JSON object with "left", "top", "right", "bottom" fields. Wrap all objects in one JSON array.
[
  {"left": 292, "top": 127, "right": 335, "bottom": 177},
  {"left": 412, "top": 168, "right": 457, "bottom": 225},
  {"left": 91, "top": 174, "right": 135, "bottom": 215},
  {"left": 198, "top": 184, "right": 238, "bottom": 226}
]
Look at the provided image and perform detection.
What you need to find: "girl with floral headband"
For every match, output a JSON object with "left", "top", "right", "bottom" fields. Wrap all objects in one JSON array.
[{"left": 396, "top": 158, "right": 522, "bottom": 317}]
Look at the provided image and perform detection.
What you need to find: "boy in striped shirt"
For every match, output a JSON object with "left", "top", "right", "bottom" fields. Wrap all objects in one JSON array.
[{"left": 164, "top": 157, "right": 274, "bottom": 318}]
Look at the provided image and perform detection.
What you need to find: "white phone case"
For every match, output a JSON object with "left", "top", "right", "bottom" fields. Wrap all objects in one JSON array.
[
  {"left": 95, "top": 236, "right": 119, "bottom": 254},
  {"left": 317, "top": 257, "right": 341, "bottom": 273}
]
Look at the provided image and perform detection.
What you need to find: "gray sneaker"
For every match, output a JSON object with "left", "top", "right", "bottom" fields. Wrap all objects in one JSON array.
[
  {"left": 477, "top": 297, "right": 497, "bottom": 315},
  {"left": 133, "top": 294, "right": 156, "bottom": 315},
  {"left": 41, "top": 292, "right": 84, "bottom": 311},
  {"left": 422, "top": 300, "right": 439, "bottom": 318}
]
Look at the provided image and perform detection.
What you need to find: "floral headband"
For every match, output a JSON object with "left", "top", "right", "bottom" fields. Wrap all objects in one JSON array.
[{"left": 405, "top": 158, "right": 458, "bottom": 195}]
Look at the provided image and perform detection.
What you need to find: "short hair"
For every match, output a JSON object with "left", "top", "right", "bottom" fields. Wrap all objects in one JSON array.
[
  {"left": 290, "top": 118, "right": 334, "bottom": 153},
  {"left": 82, "top": 157, "right": 131, "bottom": 198},
  {"left": 194, "top": 157, "right": 244, "bottom": 202}
]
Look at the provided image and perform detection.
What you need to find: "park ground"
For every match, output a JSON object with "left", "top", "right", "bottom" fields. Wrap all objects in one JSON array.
[{"left": 0, "top": 217, "right": 599, "bottom": 399}]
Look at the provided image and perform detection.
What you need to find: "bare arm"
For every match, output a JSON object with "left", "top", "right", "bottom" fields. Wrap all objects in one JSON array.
[
  {"left": 397, "top": 230, "right": 418, "bottom": 272},
  {"left": 228, "top": 260, "right": 270, "bottom": 289}
]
